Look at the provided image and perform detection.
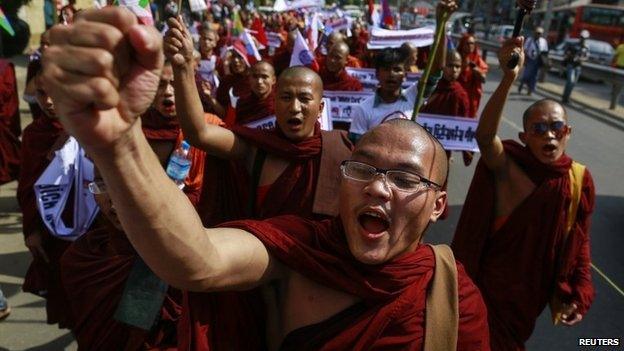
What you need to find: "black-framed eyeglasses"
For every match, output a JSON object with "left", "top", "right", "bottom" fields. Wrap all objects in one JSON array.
[
  {"left": 529, "top": 121, "right": 569, "bottom": 137},
  {"left": 340, "top": 160, "right": 442, "bottom": 192}
]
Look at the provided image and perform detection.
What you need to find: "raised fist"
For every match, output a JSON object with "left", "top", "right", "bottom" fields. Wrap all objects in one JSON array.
[
  {"left": 164, "top": 16, "right": 195, "bottom": 68},
  {"left": 41, "top": 7, "right": 164, "bottom": 150},
  {"left": 498, "top": 37, "right": 525, "bottom": 79}
]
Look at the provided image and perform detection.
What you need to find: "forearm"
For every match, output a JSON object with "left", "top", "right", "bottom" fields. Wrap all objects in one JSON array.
[
  {"left": 173, "top": 66, "right": 212, "bottom": 146},
  {"left": 88, "top": 121, "right": 223, "bottom": 290},
  {"left": 476, "top": 75, "right": 513, "bottom": 148}
]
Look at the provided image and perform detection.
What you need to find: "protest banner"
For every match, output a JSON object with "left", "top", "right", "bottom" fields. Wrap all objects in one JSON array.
[
  {"left": 345, "top": 67, "right": 420, "bottom": 91},
  {"left": 323, "top": 91, "right": 375, "bottom": 122},
  {"left": 367, "top": 27, "right": 434, "bottom": 49},
  {"left": 273, "top": 0, "right": 323, "bottom": 12},
  {"left": 324, "top": 17, "right": 351, "bottom": 32},
  {"left": 417, "top": 113, "right": 479, "bottom": 152}
]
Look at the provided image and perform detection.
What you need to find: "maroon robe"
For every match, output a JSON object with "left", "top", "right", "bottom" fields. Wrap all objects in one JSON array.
[
  {"left": 181, "top": 123, "right": 353, "bottom": 351},
  {"left": 319, "top": 66, "right": 363, "bottom": 92},
  {"left": 17, "top": 115, "right": 73, "bottom": 327},
  {"left": 269, "top": 49, "right": 292, "bottom": 78},
  {"left": 223, "top": 216, "right": 490, "bottom": 350},
  {"left": 60, "top": 110, "right": 207, "bottom": 350},
  {"left": 235, "top": 90, "right": 276, "bottom": 125},
  {"left": 452, "top": 140, "right": 595, "bottom": 351},
  {"left": 0, "top": 60, "right": 21, "bottom": 184},
  {"left": 421, "top": 77, "right": 471, "bottom": 118},
  {"left": 216, "top": 73, "right": 252, "bottom": 111}
]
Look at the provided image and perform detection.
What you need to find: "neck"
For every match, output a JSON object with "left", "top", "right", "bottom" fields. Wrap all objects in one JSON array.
[
  {"left": 255, "top": 90, "right": 271, "bottom": 100},
  {"left": 377, "top": 88, "right": 401, "bottom": 103}
]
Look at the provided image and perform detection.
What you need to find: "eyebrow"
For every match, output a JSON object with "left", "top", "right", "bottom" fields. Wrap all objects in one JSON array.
[{"left": 352, "top": 149, "right": 426, "bottom": 175}]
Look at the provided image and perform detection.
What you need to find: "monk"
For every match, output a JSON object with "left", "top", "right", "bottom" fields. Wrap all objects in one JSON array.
[
  {"left": 224, "top": 61, "right": 276, "bottom": 126},
  {"left": 43, "top": 5, "right": 489, "bottom": 351},
  {"left": 457, "top": 34, "right": 488, "bottom": 118},
  {"left": 0, "top": 59, "right": 21, "bottom": 185},
  {"left": 195, "top": 24, "right": 220, "bottom": 114},
  {"left": 17, "top": 58, "right": 73, "bottom": 328},
  {"left": 401, "top": 42, "right": 420, "bottom": 73},
  {"left": 165, "top": 17, "right": 352, "bottom": 350},
  {"left": 318, "top": 31, "right": 363, "bottom": 68},
  {"left": 211, "top": 40, "right": 252, "bottom": 118},
  {"left": 452, "top": 38, "right": 595, "bottom": 351},
  {"left": 319, "top": 42, "right": 363, "bottom": 92},
  {"left": 422, "top": 50, "right": 474, "bottom": 167}
]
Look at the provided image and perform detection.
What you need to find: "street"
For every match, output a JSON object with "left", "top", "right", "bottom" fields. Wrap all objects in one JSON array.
[{"left": 0, "top": 54, "right": 623, "bottom": 350}]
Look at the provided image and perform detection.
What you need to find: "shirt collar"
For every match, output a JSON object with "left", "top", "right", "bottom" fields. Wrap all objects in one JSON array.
[{"left": 373, "top": 89, "right": 408, "bottom": 107}]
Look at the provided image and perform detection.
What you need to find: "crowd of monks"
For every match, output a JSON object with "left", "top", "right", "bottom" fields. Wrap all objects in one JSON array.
[{"left": 0, "top": 0, "right": 595, "bottom": 350}]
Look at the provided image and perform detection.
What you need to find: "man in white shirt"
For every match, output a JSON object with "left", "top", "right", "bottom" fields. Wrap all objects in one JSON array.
[{"left": 518, "top": 26, "right": 549, "bottom": 96}]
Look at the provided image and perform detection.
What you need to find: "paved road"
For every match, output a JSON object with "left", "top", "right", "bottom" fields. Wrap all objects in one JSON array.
[{"left": 0, "top": 55, "right": 622, "bottom": 350}]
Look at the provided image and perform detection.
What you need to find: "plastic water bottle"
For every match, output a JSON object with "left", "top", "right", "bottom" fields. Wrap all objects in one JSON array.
[{"left": 166, "top": 141, "right": 191, "bottom": 189}]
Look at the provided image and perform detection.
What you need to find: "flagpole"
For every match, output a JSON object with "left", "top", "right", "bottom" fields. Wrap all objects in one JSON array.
[
  {"left": 177, "top": 0, "right": 183, "bottom": 16},
  {"left": 411, "top": 11, "right": 450, "bottom": 121}
]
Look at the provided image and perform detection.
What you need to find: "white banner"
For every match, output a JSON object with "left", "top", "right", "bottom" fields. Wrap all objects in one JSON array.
[
  {"left": 417, "top": 113, "right": 479, "bottom": 152},
  {"left": 345, "top": 67, "right": 420, "bottom": 91},
  {"left": 273, "top": 0, "right": 323, "bottom": 12},
  {"left": 325, "top": 17, "right": 352, "bottom": 32},
  {"left": 323, "top": 91, "right": 375, "bottom": 122},
  {"left": 267, "top": 32, "right": 282, "bottom": 48},
  {"left": 189, "top": 0, "right": 208, "bottom": 12},
  {"left": 367, "top": 27, "right": 434, "bottom": 49}
]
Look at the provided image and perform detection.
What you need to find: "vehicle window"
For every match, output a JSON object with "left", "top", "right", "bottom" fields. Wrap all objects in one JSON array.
[{"left": 581, "top": 7, "right": 623, "bottom": 26}]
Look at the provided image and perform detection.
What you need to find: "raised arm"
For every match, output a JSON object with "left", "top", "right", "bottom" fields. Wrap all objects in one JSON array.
[
  {"left": 475, "top": 37, "right": 524, "bottom": 172},
  {"left": 42, "top": 7, "right": 282, "bottom": 291},
  {"left": 164, "top": 16, "right": 250, "bottom": 160}
]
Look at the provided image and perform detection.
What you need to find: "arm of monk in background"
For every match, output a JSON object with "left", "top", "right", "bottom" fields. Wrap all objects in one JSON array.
[
  {"left": 475, "top": 37, "right": 524, "bottom": 173},
  {"left": 42, "top": 7, "right": 281, "bottom": 293},
  {"left": 165, "top": 16, "right": 250, "bottom": 160}
]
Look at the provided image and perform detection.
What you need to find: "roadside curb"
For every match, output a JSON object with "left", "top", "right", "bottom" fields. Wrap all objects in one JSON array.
[{"left": 534, "top": 83, "right": 624, "bottom": 122}]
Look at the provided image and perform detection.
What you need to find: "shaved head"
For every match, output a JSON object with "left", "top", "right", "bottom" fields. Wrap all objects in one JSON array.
[
  {"left": 357, "top": 119, "right": 449, "bottom": 186},
  {"left": 327, "top": 31, "right": 346, "bottom": 50},
  {"left": 522, "top": 98, "right": 568, "bottom": 129},
  {"left": 333, "top": 41, "right": 350, "bottom": 56},
  {"left": 252, "top": 60, "right": 275, "bottom": 76},
  {"left": 278, "top": 66, "right": 324, "bottom": 99}
]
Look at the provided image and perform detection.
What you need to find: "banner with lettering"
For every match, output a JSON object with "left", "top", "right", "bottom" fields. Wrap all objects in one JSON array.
[
  {"left": 416, "top": 113, "right": 479, "bottom": 152},
  {"left": 273, "top": 0, "right": 323, "bottom": 12},
  {"left": 267, "top": 32, "right": 282, "bottom": 48},
  {"left": 345, "top": 67, "right": 420, "bottom": 91},
  {"left": 323, "top": 91, "right": 375, "bottom": 122},
  {"left": 367, "top": 27, "right": 434, "bottom": 49}
]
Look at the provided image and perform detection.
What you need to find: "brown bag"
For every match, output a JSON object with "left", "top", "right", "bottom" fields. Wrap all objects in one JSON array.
[
  {"left": 424, "top": 244, "right": 459, "bottom": 351},
  {"left": 550, "top": 161, "right": 585, "bottom": 325}
]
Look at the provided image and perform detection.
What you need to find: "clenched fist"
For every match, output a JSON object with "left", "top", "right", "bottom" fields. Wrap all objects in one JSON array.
[{"left": 41, "top": 7, "right": 164, "bottom": 150}]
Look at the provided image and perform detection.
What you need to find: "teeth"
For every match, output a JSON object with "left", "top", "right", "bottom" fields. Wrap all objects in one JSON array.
[{"left": 364, "top": 211, "right": 383, "bottom": 219}]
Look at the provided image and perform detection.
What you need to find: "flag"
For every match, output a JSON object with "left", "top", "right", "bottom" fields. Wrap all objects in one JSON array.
[
  {"left": 242, "top": 30, "right": 262, "bottom": 62},
  {"left": 307, "top": 12, "right": 321, "bottom": 51},
  {"left": 380, "top": 0, "right": 394, "bottom": 28},
  {"left": 232, "top": 9, "right": 245, "bottom": 37},
  {"left": 0, "top": 7, "right": 14, "bottom": 36},
  {"left": 250, "top": 17, "right": 268, "bottom": 47},
  {"left": 115, "top": 0, "right": 154, "bottom": 25},
  {"left": 289, "top": 30, "right": 319, "bottom": 72}
]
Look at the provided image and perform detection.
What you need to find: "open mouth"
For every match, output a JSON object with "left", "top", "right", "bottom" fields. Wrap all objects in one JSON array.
[
  {"left": 358, "top": 210, "right": 390, "bottom": 236},
  {"left": 542, "top": 144, "right": 557, "bottom": 153},
  {"left": 162, "top": 99, "right": 175, "bottom": 108},
  {"left": 286, "top": 118, "right": 303, "bottom": 127}
]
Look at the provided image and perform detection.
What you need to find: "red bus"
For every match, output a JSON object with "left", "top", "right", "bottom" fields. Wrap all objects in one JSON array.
[{"left": 532, "top": 4, "right": 624, "bottom": 47}]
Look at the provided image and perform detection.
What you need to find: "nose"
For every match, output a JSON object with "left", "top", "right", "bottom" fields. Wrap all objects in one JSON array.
[
  {"left": 164, "top": 83, "right": 174, "bottom": 96},
  {"left": 289, "top": 97, "right": 302, "bottom": 113},
  {"left": 364, "top": 173, "right": 392, "bottom": 201}
]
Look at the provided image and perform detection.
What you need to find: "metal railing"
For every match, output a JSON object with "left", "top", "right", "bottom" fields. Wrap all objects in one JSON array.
[{"left": 451, "top": 35, "right": 623, "bottom": 110}]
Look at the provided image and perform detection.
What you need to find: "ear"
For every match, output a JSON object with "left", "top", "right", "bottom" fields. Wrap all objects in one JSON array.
[
  {"left": 317, "top": 99, "right": 325, "bottom": 119},
  {"left": 429, "top": 190, "right": 447, "bottom": 223},
  {"left": 519, "top": 131, "right": 527, "bottom": 144}
]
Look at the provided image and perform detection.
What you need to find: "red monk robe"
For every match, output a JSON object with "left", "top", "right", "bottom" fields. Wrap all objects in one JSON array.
[
  {"left": 60, "top": 109, "right": 212, "bottom": 350},
  {"left": 457, "top": 35, "right": 489, "bottom": 118},
  {"left": 222, "top": 216, "right": 490, "bottom": 350},
  {"left": 318, "top": 66, "right": 363, "bottom": 92},
  {"left": 232, "top": 90, "right": 276, "bottom": 125},
  {"left": 215, "top": 72, "right": 252, "bottom": 113},
  {"left": 0, "top": 60, "right": 22, "bottom": 184},
  {"left": 421, "top": 77, "right": 471, "bottom": 117},
  {"left": 452, "top": 140, "right": 595, "bottom": 351},
  {"left": 17, "top": 115, "right": 73, "bottom": 328},
  {"left": 181, "top": 123, "right": 353, "bottom": 351}
]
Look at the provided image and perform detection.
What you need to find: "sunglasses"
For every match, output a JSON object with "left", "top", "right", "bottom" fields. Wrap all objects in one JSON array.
[{"left": 529, "top": 121, "right": 569, "bottom": 137}]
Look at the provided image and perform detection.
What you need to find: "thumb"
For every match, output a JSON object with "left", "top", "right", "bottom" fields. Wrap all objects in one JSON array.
[{"left": 127, "top": 24, "right": 164, "bottom": 74}]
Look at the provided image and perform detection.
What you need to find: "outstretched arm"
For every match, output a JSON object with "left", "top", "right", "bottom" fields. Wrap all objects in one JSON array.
[
  {"left": 164, "top": 17, "right": 250, "bottom": 160},
  {"left": 42, "top": 7, "right": 282, "bottom": 291},
  {"left": 475, "top": 37, "right": 524, "bottom": 172}
]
